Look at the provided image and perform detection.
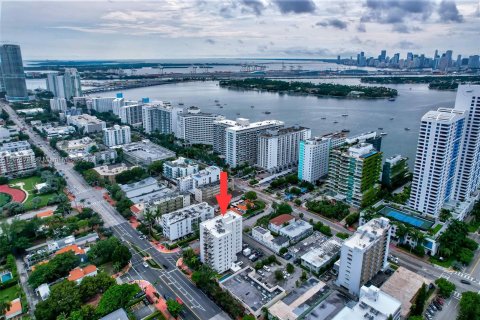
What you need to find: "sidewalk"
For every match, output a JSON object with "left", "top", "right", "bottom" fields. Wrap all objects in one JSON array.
[{"left": 134, "top": 279, "right": 173, "bottom": 319}]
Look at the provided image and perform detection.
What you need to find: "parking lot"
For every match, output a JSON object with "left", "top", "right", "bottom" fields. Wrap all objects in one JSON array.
[{"left": 426, "top": 294, "right": 459, "bottom": 320}]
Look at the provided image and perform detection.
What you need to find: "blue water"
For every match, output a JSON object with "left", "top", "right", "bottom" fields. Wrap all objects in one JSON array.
[
  {"left": 383, "top": 208, "right": 433, "bottom": 229},
  {"left": 1, "top": 272, "right": 12, "bottom": 283}
]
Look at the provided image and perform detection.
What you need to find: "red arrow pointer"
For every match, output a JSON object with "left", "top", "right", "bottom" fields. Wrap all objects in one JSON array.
[{"left": 216, "top": 171, "right": 232, "bottom": 215}]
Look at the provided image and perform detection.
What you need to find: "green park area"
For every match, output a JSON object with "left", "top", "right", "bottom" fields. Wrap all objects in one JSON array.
[
  {"left": 9, "top": 176, "right": 54, "bottom": 210},
  {"left": 0, "top": 193, "right": 11, "bottom": 207}
]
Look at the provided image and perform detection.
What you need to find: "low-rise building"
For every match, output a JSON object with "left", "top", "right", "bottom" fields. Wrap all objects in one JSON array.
[
  {"left": 0, "top": 149, "right": 36, "bottom": 177},
  {"left": 279, "top": 219, "right": 313, "bottom": 243},
  {"left": 194, "top": 182, "right": 229, "bottom": 203},
  {"left": 4, "top": 298, "right": 22, "bottom": 320},
  {"left": 252, "top": 226, "right": 289, "bottom": 253},
  {"left": 35, "top": 283, "right": 50, "bottom": 301},
  {"left": 0, "top": 140, "right": 30, "bottom": 152},
  {"left": 82, "top": 149, "right": 117, "bottom": 165},
  {"left": 288, "top": 232, "right": 330, "bottom": 261},
  {"left": 93, "top": 163, "right": 135, "bottom": 183},
  {"left": 0, "top": 126, "right": 19, "bottom": 142},
  {"left": 332, "top": 286, "right": 401, "bottom": 320},
  {"left": 163, "top": 157, "right": 199, "bottom": 179},
  {"left": 300, "top": 237, "right": 343, "bottom": 273},
  {"left": 132, "top": 193, "right": 190, "bottom": 219},
  {"left": 17, "top": 108, "right": 44, "bottom": 116},
  {"left": 56, "top": 137, "right": 96, "bottom": 155},
  {"left": 67, "top": 265, "right": 98, "bottom": 284},
  {"left": 268, "top": 214, "right": 295, "bottom": 233},
  {"left": 35, "top": 124, "right": 76, "bottom": 139},
  {"left": 67, "top": 114, "right": 106, "bottom": 133},
  {"left": 120, "top": 140, "right": 175, "bottom": 165},
  {"left": 161, "top": 202, "right": 214, "bottom": 241},
  {"left": 177, "top": 166, "right": 221, "bottom": 192},
  {"left": 120, "top": 177, "right": 165, "bottom": 202}
]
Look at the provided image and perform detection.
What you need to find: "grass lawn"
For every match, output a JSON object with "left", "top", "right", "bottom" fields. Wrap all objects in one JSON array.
[
  {"left": 8, "top": 176, "right": 56, "bottom": 210},
  {"left": 0, "top": 284, "right": 21, "bottom": 302},
  {"left": 429, "top": 224, "right": 443, "bottom": 236},
  {"left": 429, "top": 256, "right": 455, "bottom": 268},
  {"left": 0, "top": 193, "right": 11, "bottom": 207},
  {"left": 98, "top": 262, "right": 116, "bottom": 276}
]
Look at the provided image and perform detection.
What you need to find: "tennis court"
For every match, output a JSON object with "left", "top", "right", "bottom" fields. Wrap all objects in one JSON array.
[{"left": 379, "top": 206, "right": 434, "bottom": 230}]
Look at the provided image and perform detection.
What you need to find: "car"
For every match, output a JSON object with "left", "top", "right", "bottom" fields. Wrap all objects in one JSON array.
[
  {"left": 143, "top": 262, "right": 149, "bottom": 268},
  {"left": 430, "top": 305, "right": 437, "bottom": 311},
  {"left": 162, "top": 264, "right": 169, "bottom": 270},
  {"left": 460, "top": 279, "right": 471, "bottom": 285},
  {"left": 237, "top": 261, "right": 244, "bottom": 266}
]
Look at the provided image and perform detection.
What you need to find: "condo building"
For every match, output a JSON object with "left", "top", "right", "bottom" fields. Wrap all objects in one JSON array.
[
  {"left": 91, "top": 97, "right": 115, "bottom": 113},
  {"left": 225, "top": 118, "right": 284, "bottom": 168},
  {"left": 46, "top": 68, "right": 82, "bottom": 99},
  {"left": 103, "top": 125, "right": 131, "bottom": 147},
  {"left": 213, "top": 119, "right": 238, "bottom": 155},
  {"left": 163, "top": 157, "right": 199, "bottom": 179},
  {"left": 0, "top": 149, "right": 37, "bottom": 177},
  {"left": 336, "top": 217, "right": 391, "bottom": 296},
  {"left": 177, "top": 166, "right": 221, "bottom": 192},
  {"left": 200, "top": 211, "right": 242, "bottom": 273},
  {"left": 67, "top": 114, "right": 106, "bottom": 133},
  {"left": 49, "top": 98, "right": 68, "bottom": 112},
  {"left": 297, "top": 132, "right": 346, "bottom": 183},
  {"left": 119, "top": 104, "right": 143, "bottom": 126},
  {"left": 328, "top": 143, "right": 382, "bottom": 207},
  {"left": 161, "top": 202, "right": 214, "bottom": 241},
  {"left": 176, "top": 107, "right": 223, "bottom": 145},
  {"left": 257, "top": 126, "right": 311, "bottom": 172},
  {"left": 142, "top": 102, "right": 183, "bottom": 134},
  {"left": 382, "top": 155, "right": 410, "bottom": 190}
]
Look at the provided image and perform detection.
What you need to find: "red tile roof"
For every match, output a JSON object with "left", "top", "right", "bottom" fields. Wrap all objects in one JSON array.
[
  {"left": 269, "top": 214, "right": 295, "bottom": 226},
  {"left": 67, "top": 265, "right": 97, "bottom": 282},
  {"left": 36, "top": 210, "right": 54, "bottom": 218},
  {"left": 55, "top": 244, "right": 85, "bottom": 256},
  {"left": 5, "top": 298, "right": 22, "bottom": 318}
]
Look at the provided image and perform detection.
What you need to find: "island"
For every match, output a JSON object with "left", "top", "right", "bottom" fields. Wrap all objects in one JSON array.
[
  {"left": 219, "top": 78, "right": 397, "bottom": 99},
  {"left": 361, "top": 76, "right": 480, "bottom": 91}
]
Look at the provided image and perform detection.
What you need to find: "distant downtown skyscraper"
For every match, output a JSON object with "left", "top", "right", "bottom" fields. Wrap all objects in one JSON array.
[
  {"left": 409, "top": 84, "right": 480, "bottom": 217},
  {"left": 0, "top": 44, "right": 28, "bottom": 102}
]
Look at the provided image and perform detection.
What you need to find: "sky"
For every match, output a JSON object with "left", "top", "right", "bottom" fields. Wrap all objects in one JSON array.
[{"left": 1, "top": 0, "right": 479, "bottom": 60}]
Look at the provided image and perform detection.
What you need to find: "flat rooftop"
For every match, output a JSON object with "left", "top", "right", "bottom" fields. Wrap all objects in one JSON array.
[
  {"left": 380, "top": 267, "right": 431, "bottom": 319},
  {"left": 344, "top": 218, "right": 389, "bottom": 250},
  {"left": 227, "top": 119, "right": 284, "bottom": 132},
  {"left": 280, "top": 220, "right": 313, "bottom": 238},
  {"left": 221, "top": 267, "right": 285, "bottom": 312},
  {"left": 301, "top": 237, "right": 343, "bottom": 268},
  {"left": 121, "top": 140, "right": 175, "bottom": 161},
  {"left": 289, "top": 232, "right": 330, "bottom": 258},
  {"left": 163, "top": 203, "right": 212, "bottom": 224}
]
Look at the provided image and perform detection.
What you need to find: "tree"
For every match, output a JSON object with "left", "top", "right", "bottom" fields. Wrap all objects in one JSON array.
[
  {"left": 167, "top": 299, "right": 184, "bottom": 318},
  {"left": 244, "top": 191, "right": 257, "bottom": 201},
  {"left": 345, "top": 213, "right": 360, "bottom": 226},
  {"left": 115, "top": 167, "right": 148, "bottom": 184},
  {"left": 78, "top": 272, "right": 115, "bottom": 302},
  {"left": 300, "top": 271, "right": 307, "bottom": 281},
  {"left": 28, "top": 251, "right": 80, "bottom": 288},
  {"left": 96, "top": 283, "right": 141, "bottom": 317},
  {"left": 31, "top": 196, "right": 42, "bottom": 209},
  {"left": 276, "top": 202, "right": 293, "bottom": 215},
  {"left": 34, "top": 280, "right": 82, "bottom": 320},
  {"left": 279, "top": 247, "right": 288, "bottom": 255},
  {"left": 435, "top": 278, "right": 456, "bottom": 298},
  {"left": 73, "top": 161, "right": 95, "bottom": 173},
  {"left": 143, "top": 209, "right": 156, "bottom": 237},
  {"left": 410, "top": 283, "right": 427, "bottom": 316},
  {"left": 0, "top": 177, "right": 8, "bottom": 185},
  {"left": 274, "top": 270, "right": 283, "bottom": 281},
  {"left": 112, "top": 244, "right": 132, "bottom": 270},
  {"left": 286, "top": 263, "right": 294, "bottom": 274},
  {"left": 458, "top": 291, "right": 480, "bottom": 320},
  {"left": 148, "top": 160, "right": 165, "bottom": 176},
  {"left": 0, "top": 300, "right": 11, "bottom": 316}
]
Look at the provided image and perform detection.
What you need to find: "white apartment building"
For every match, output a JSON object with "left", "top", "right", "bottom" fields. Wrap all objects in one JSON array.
[
  {"left": 112, "top": 97, "right": 125, "bottom": 116},
  {"left": 177, "top": 166, "right": 221, "bottom": 192},
  {"left": 336, "top": 217, "right": 391, "bottom": 296},
  {"left": 225, "top": 118, "right": 284, "bottom": 168},
  {"left": 67, "top": 114, "right": 106, "bottom": 133},
  {"left": 257, "top": 126, "right": 311, "bottom": 172},
  {"left": 161, "top": 202, "right": 214, "bottom": 241},
  {"left": 119, "top": 104, "right": 143, "bottom": 126},
  {"left": 49, "top": 98, "right": 68, "bottom": 112},
  {"left": 0, "top": 149, "right": 36, "bottom": 177},
  {"left": 0, "top": 141, "right": 30, "bottom": 152},
  {"left": 91, "top": 97, "right": 115, "bottom": 113},
  {"left": 142, "top": 102, "right": 178, "bottom": 134},
  {"left": 163, "top": 157, "right": 199, "bottom": 179},
  {"left": 46, "top": 68, "right": 82, "bottom": 99},
  {"left": 176, "top": 107, "right": 223, "bottom": 145},
  {"left": 297, "top": 132, "right": 346, "bottom": 183},
  {"left": 56, "top": 137, "right": 96, "bottom": 155},
  {"left": 409, "top": 108, "right": 466, "bottom": 217},
  {"left": 103, "top": 125, "right": 131, "bottom": 147},
  {"left": 200, "top": 211, "right": 242, "bottom": 273},
  {"left": 213, "top": 119, "right": 238, "bottom": 155}
]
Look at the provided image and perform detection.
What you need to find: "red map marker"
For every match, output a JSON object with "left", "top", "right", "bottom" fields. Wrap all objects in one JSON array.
[{"left": 216, "top": 171, "right": 232, "bottom": 215}]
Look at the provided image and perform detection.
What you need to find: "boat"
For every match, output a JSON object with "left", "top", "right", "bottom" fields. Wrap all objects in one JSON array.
[
  {"left": 321, "top": 117, "right": 326, "bottom": 120},
  {"left": 333, "top": 121, "right": 338, "bottom": 124},
  {"left": 341, "top": 114, "right": 348, "bottom": 117},
  {"left": 388, "top": 97, "right": 396, "bottom": 101},
  {"left": 236, "top": 113, "right": 240, "bottom": 115},
  {"left": 378, "top": 127, "right": 383, "bottom": 130},
  {"left": 341, "top": 129, "right": 350, "bottom": 133},
  {"left": 390, "top": 118, "right": 394, "bottom": 120},
  {"left": 380, "top": 132, "right": 388, "bottom": 136},
  {"left": 214, "top": 99, "right": 219, "bottom": 103},
  {"left": 404, "top": 127, "right": 410, "bottom": 131},
  {"left": 251, "top": 105, "right": 255, "bottom": 108},
  {"left": 264, "top": 111, "right": 271, "bottom": 115},
  {"left": 219, "top": 106, "right": 223, "bottom": 108}
]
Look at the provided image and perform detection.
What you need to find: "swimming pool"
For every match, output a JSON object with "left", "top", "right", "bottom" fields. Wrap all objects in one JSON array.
[
  {"left": 380, "top": 206, "right": 434, "bottom": 230},
  {"left": 1, "top": 272, "right": 12, "bottom": 283}
]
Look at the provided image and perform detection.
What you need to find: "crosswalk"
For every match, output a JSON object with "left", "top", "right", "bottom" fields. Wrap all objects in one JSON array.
[
  {"left": 452, "top": 291, "right": 462, "bottom": 300},
  {"left": 452, "top": 270, "right": 478, "bottom": 282}
]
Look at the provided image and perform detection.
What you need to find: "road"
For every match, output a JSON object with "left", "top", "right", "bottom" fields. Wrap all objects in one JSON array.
[{"left": 1, "top": 101, "right": 228, "bottom": 320}]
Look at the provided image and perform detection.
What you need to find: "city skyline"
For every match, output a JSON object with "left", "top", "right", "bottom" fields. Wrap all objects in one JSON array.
[{"left": 1, "top": 0, "right": 479, "bottom": 60}]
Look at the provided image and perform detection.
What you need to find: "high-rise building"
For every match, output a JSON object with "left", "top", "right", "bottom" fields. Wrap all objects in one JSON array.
[
  {"left": 49, "top": 98, "right": 68, "bottom": 112},
  {"left": 225, "top": 118, "right": 284, "bottom": 168},
  {"left": 468, "top": 55, "right": 480, "bottom": 69},
  {"left": 336, "top": 217, "right": 391, "bottom": 296},
  {"left": 176, "top": 107, "right": 223, "bottom": 145},
  {"left": 103, "top": 125, "right": 131, "bottom": 147},
  {"left": 119, "top": 104, "right": 143, "bottom": 126},
  {"left": 257, "top": 126, "right": 311, "bottom": 172},
  {"left": 297, "top": 132, "right": 346, "bottom": 183},
  {"left": 161, "top": 202, "right": 214, "bottom": 241},
  {"left": 177, "top": 166, "right": 221, "bottom": 192},
  {"left": 408, "top": 108, "right": 465, "bottom": 217},
  {"left": 200, "top": 211, "right": 242, "bottom": 273},
  {"left": 46, "top": 68, "right": 82, "bottom": 99},
  {"left": 0, "top": 44, "right": 28, "bottom": 101},
  {"left": 382, "top": 155, "right": 410, "bottom": 190},
  {"left": 142, "top": 102, "right": 182, "bottom": 134},
  {"left": 91, "top": 97, "right": 115, "bottom": 113},
  {"left": 328, "top": 143, "right": 382, "bottom": 207},
  {"left": 213, "top": 119, "right": 238, "bottom": 155}
]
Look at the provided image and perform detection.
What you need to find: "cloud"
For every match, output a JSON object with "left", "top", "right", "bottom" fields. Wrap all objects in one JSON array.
[
  {"left": 392, "top": 23, "right": 410, "bottom": 33},
  {"left": 395, "top": 40, "right": 419, "bottom": 49},
  {"left": 316, "top": 18, "right": 348, "bottom": 29},
  {"left": 205, "top": 38, "right": 216, "bottom": 44},
  {"left": 438, "top": 0, "right": 464, "bottom": 22},
  {"left": 280, "top": 47, "right": 331, "bottom": 56},
  {"left": 240, "top": 0, "right": 265, "bottom": 15},
  {"left": 357, "top": 23, "right": 366, "bottom": 32},
  {"left": 273, "top": 0, "right": 316, "bottom": 14},
  {"left": 361, "top": 0, "right": 435, "bottom": 24}
]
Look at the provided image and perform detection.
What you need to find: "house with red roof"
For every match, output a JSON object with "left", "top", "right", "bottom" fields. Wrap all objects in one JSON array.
[
  {"left": 67, "top": 265, "right": 97, "bottom": 284},
  {"left": 5, "top": 298, "right": 22, "bottom": 319},
  {"left": 268, "top": 214, "right": 295, "bottom": 233}
]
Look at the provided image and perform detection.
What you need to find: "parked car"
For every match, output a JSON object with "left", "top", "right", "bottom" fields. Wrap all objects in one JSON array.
[
  {"left": 460, "top": 279, "right": 471, "bottom": 285},
  {"left": 143, "top": 261, "right": 149, "bottom": 268}
]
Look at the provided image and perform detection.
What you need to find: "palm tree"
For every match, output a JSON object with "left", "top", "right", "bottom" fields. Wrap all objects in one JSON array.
[
  {"left": 0, "top": 300, "right": 11, "bottom": 316},
  {"left": 395, "top": 223, "right": 408, "bottom": 244},
  {"left": 143, "top": 209, "right": 156, "bottom": 238}
]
